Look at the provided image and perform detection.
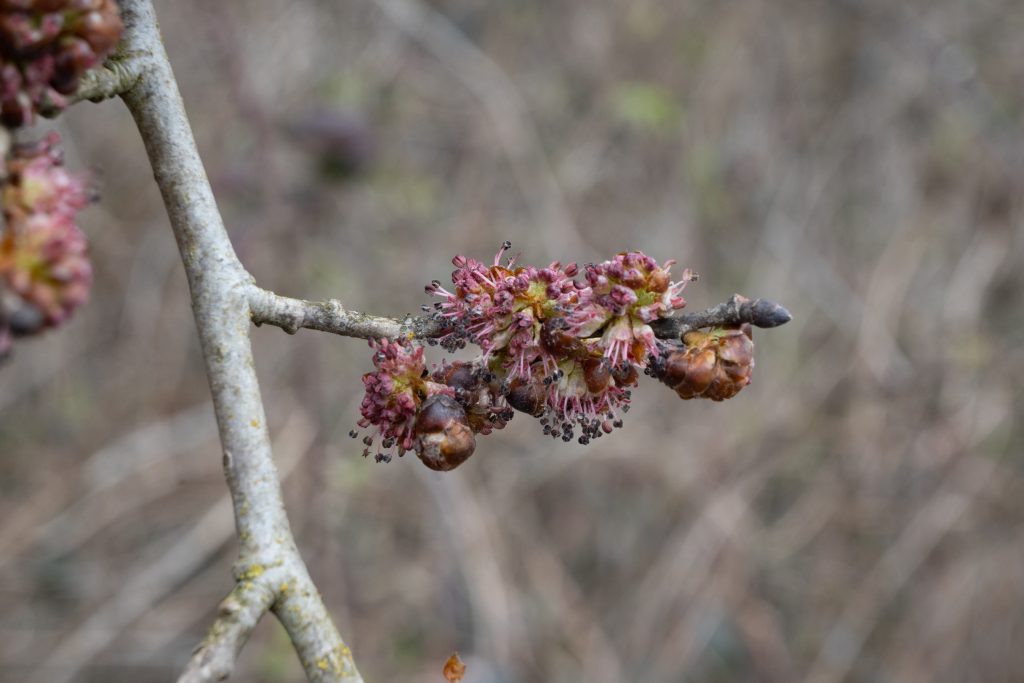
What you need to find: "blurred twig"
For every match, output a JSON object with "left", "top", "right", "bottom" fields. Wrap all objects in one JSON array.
[
  {"left": 0, "top": 402, "right": 215, "bottom": 570},
  {"left": 372, "top": 0, "right": 587, "bottom": 256},
  {"left": 802, "top": 393, "right": 1012, "bottom": 683},
  {"left": 30, "top": 407, "right": 317, "bottom": 683}
]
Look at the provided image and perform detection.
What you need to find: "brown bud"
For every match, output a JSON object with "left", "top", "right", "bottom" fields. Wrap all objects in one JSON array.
[
  {"left": 611, "top": 362, "right": 638, "bottom": 387},
  {"left": 656, "top": 326, "right": 754, "bottom": 401},
  {"left": 539, "top": 316, "right": 581, "bottom": 356},
  {"left": 581, "top": 356, "right": 610, "bottom": 394},
  {"left": 649, "top": 268, "right": 670, "bottom": 293},
  {"left": 433, "top": 360, "right": 479, "bottom": 393},
  {"left": 505, "top": 376, "right": 546, "bottom": 417},
  {"left": 415, "top": 394, "right": 476, "bottom": 471}
]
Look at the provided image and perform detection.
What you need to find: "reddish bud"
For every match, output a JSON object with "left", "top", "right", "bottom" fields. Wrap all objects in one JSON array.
[
  {"left": 415, "top": 394, "right": 476, "bottom": 471},
  {"left": 581, "top": 356, "right": 610, "bottom": 394},
  {"left": 0, "top": 0, "right": 123, "bottom": 126},
  {"left": 539, "top": 316, "right": 580, "bottom": 356},
  {"left": 505, "top": 376, "right": 547, "bottom": 417},
  {"left": 433, "top": 360, "right": 479, "bottom": 393}
]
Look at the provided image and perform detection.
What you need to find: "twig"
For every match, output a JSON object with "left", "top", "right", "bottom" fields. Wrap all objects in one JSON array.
[
  {"left": 248, "top": 288, "right": 444, "bottom": 340},
  {"left": 104, "top": 1, "right": 362, "bottom": 681},
  {"left": 0, "top": 402, "right": 216, "bottom": 571},
  {"left": 38, "top": 54, "right": 146, "bottom": 117},
  {"left": 373, "top": 0, "right": 587, "bottom": 256},
  {"left": 250, "top": 287, "right": 791, "bottom": 342},
  {"left": 650, "top": 294, "right": 793, "bottom": 340}
]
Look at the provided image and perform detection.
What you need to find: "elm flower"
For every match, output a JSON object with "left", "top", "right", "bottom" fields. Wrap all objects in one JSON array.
[
  {"left": 0, "top": 0, "right": 124, "bottom": 127},
  {"left": 504, "top": 338, "right": 635, "bottom": 445},
  {"left": 573, "top": 251, "right": 694, "bottom": 367},
  {"left": 426, "top": 241, "right": 583, "bottom": 382},
  {"left": 356, "top": 337, "right": 453, "bottom": 462},
  {"left": 363, "top": 245, "right": 726, "bottom": 466},
  {"left": 431, "top": 359, "right": 512, "bottom": 436},
  {"left": 0, "top": 132, "right": 92, "bottom": 339}
]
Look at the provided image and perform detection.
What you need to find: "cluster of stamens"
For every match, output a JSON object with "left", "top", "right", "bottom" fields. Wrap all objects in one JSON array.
[
  {"left": 356, "top": 243, "right": 754, "bottom": 470},
  {"left": 0, "top": 0, "right": 124, "bottom": 127},
  {"left": 0, "top": 132, "right": 91, "bottom": 357}
]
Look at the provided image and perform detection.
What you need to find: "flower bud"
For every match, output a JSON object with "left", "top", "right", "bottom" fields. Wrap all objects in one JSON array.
[
  {"left": 539, "top": 316, "right": 580, "bottom": 356},
  {"left": 654, "top": 325, "right": 754, "bottom": 401},
  {"left": 581, "top": 356, "right": 610, "bottom": 394},
  {"left": 433, "top": 360, "right": 480, "bottom": 393},
  {"left": 504, "top": 376, "right": 546, "bottom": 417},
  {"left": 415, "top": 394, "right": 476, "bottom": 471}
]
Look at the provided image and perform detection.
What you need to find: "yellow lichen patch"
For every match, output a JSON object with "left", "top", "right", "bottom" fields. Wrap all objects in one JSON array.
[
  {"left": 238, "top": 564, "right": 265, "bottom": 581},
  {"left": 279, "top": 582, "right": 290, "bottom": 594},
  {"left": 251, "top": 418, "right": 260, "bottom": 427}
]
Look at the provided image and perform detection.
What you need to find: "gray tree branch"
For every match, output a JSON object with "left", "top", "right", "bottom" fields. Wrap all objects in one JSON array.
[
  {"left": 110, "top": 1, "right": 363, "bottom": 681},
  {"left": 249, "top": 288, "right": 792, "bottom": 342}
]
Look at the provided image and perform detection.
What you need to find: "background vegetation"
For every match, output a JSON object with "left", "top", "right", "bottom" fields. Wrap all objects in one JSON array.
[{"left": 2, "top": 0, "right": 1023, "bottom": 681}]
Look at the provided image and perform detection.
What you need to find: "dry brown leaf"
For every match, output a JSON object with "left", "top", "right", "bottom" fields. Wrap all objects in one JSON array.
[{"left": 443, "top": 651, "right": 467, "bottom": 682}]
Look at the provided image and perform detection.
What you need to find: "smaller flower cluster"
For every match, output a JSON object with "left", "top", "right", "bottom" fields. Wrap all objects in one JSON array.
[
  {"left": 357, "top": 243, "right": 755, "bottom": 471},
  {"left": 353, "top": 338, "right": 513, "bottom": 470},
  {"left": 0, "top": 0, "right": 123, "bottom": 127},
  {"left": 0, "top": 131, "right": 91, "bottom": 357}
]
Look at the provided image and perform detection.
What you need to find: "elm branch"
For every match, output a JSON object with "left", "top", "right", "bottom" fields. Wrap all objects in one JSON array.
[{"left": 249, "top": 288, "right": 792, "bottom": 342}]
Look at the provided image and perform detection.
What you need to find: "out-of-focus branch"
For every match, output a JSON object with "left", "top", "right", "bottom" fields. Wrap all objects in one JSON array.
[
  {"left": 249, "top": 288, "right": 792, "bottom": 342},
  {"left": 108, "top": 2, "right": 363, "bottom": 681},
  {"left": 32, "top": 408, "right": 318, "bottom": 683}
]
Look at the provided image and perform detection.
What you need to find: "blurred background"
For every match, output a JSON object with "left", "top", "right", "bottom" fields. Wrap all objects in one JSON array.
[{"left": 3, "top": 0, "right": 1024, "bottom": 681}]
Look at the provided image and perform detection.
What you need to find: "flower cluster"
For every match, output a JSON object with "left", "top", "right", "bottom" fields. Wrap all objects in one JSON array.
[
  {"left": 359, "top": 243, "right": 753, "bottom": 470},
  {"left": 0, "top": 0, "right": 123, "bottom": 127},
  {"left": 0, "top": 132, "right": 91, "bottom": 357}
]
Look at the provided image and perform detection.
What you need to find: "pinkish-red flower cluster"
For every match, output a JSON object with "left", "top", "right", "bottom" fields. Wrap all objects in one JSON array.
[
  {"left": 0, "top": 131, "right": 92, "bottom": 357},
  {"left": 357, "top": 243, "right": 744, "bottom": 470},
  {"left": 0, "top": 0, "right": 124, "bottom": 127}
]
